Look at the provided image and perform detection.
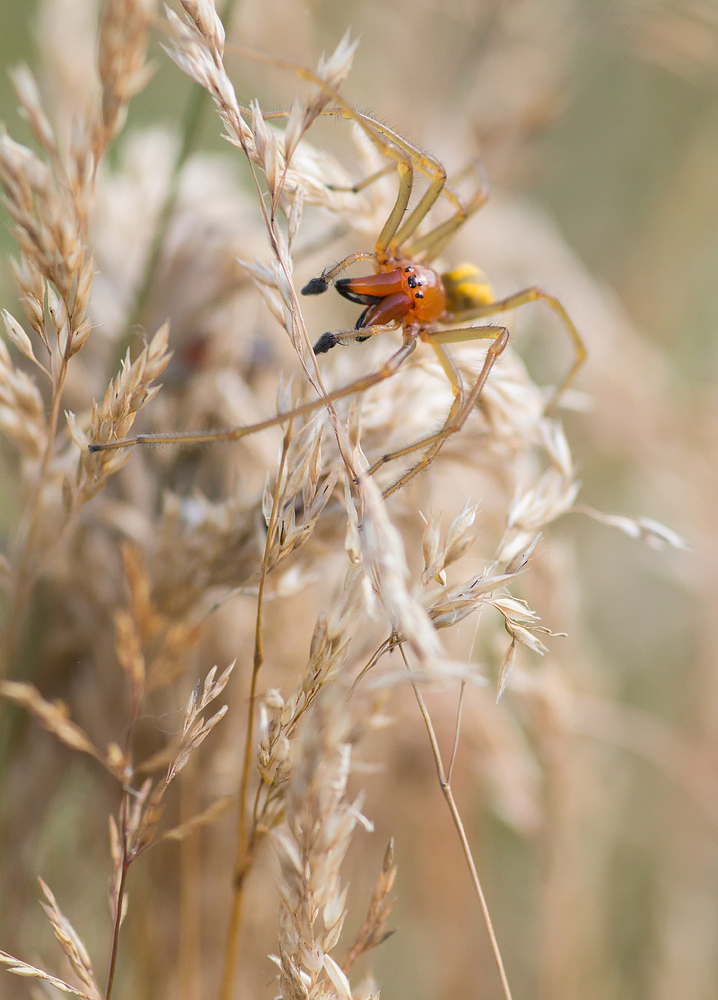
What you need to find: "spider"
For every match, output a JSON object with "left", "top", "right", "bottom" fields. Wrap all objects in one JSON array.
[{"left": 89, "top": 48, "right": 585, "bottom": 498}]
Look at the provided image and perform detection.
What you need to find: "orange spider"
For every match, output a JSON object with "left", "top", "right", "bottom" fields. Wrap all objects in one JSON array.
[{"left": 90, "top": 48, "right": 585, "bottom": 498}]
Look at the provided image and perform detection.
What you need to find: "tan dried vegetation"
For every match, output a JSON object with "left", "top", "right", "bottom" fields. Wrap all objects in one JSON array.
[{"left": 0, "top": 2, "right": 694, "bottom": 1000}]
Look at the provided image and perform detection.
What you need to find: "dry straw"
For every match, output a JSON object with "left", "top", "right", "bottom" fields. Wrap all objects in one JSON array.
[{"left": 0, "top": 2, "right": 688, "bottom": 1000}]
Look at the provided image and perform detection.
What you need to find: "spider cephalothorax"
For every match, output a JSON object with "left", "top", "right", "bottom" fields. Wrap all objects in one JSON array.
[{"left": 306, "top": 260, "right": 499, "bottom": 355}]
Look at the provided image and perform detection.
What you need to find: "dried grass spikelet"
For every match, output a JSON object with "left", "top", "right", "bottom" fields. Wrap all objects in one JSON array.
[
  {"left": 252, "top": 563, "right": 374, "bottom": 845},
  {"left": 38, "top": 879, "right": 102, "bottom": 1000},
  {"left": 361, "top": 502, "right": 560, "bottom": 700},
  {"left": 67, "top": 322, "right": 172, "bottom": 501},
  {"left": 0, "top": 679, "right": 114, "bottom": 774},
  {"left": 95, "top": 0, "right": 157, "bottom": 153},
  {"left": 0, "top": 879, "right": 102, "bottom": 1000},
  {"left": 163, "top": 11, "right": 366, "bottom": 222},
  {"left": 259, "top": 419, "right": 343, "bottom": 572},
  {"left": 116, "top": 540, "right": 206, "bottom": 694},
  {"left": 162, "top": 6, "right": 259, "bottom": 160},
  {"left": 0, "top": 127, "right": 86, "bottom": 344},
  {"left": 271, "top": 684, "right": 374, "bottom": 1000},
  {"left": 1, "top": 3, "right": 152, "bottom": 363},
  {"left": 0, "top": 0, "right": 156, "bottom": 388},
  {"left": 357, "top": 474, "right": 444, "bottom": 667},
  {"left": 0, "top": 323, "right": 47, "bottom": 460},
  {"left": 128, "top": 661, "right": 235, "bottom": 856},
  {"left": 341, "top": 838, "right": 397, "bottom": 973}
]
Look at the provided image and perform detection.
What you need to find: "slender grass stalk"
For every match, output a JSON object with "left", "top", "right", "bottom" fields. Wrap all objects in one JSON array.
[
  {"left": 106, "top": 803, "right": 130, "bottom": 1000},
  {"left": 403, "top": 647, "right": 514, "bottom": 1000},
  {"left": 221, "top": 422, "right": 293, "bottom": 1000}
]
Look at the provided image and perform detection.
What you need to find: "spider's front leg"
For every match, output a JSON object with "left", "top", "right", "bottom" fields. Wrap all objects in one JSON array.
[
  {"left": 301, "top": 251, "right": 378, "bottom": 296},
  {"left": 303, "top": 265, "right": 414, "bottom": 355}
]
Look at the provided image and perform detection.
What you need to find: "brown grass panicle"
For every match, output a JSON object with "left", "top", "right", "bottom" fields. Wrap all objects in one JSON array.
[
  {"left": 0, "top": 3, "right": 692, "bottom": 1000},
  {"left": 270, "top": 684, "right": 386, "bottom": 1000},
  {"left": 0, "top": 557, "right": 234, "bottom": 999},
  {"left": 0, "top": 0, "right": 158, "bottom": 685}
]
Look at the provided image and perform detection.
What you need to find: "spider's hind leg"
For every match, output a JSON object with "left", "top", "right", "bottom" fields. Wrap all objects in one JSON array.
[
  {"left": 451, "top": 286, "right": 586, "bottom": 413},
  {"left": 365, "top": 326, "right": 509, "bottom": 496},
  {"left": 403, "top": 159, "right": 490, "bottom": 264}
]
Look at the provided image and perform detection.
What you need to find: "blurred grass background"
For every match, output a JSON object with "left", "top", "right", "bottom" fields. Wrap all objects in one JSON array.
[{"left": 1, "top": 1, "right": 717, "bottom": 999}]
